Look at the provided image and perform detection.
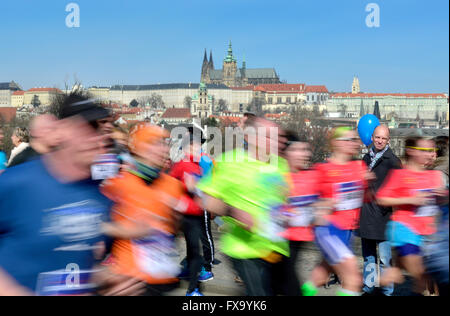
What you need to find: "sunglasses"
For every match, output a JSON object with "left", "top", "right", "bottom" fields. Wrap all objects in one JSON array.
[
  {"left": 335, "top": 137, "right": 360, "bottom": 142},
  {"left": 406, "top": 146, "right": 436, "bottom": 152}
]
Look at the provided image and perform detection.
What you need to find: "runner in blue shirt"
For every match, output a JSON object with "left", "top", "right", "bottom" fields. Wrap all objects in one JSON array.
[{"left": 0, "top": 93, "right": 143, "bottom": 296}]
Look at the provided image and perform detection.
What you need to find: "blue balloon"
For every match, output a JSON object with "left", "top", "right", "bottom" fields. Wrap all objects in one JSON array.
[{"left": 358, "top": 114, "right": 380, "bottom": 146}]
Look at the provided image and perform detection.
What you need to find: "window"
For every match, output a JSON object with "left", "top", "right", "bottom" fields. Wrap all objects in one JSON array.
[
  {"left": 286, "top": 97, "right": 291, "bottom": 103},
  {"left": 268, "top": 97, "right": 273, "bottom": 104},
  {"left": 307, "top": 95, "right": 310, "bottom": 101},
  {"left": 277, "top": 97, "right": 282, "bottom": 104}
]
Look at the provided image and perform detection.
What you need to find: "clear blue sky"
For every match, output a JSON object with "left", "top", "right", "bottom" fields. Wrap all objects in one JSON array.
[{"left": 0, "top": 0, "right": 448, "bottom": 93}]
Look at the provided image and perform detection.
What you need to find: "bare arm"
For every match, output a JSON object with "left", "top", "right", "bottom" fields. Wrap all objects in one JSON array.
[
  {"left": 101, "top": 222, "right": 152, "bottom": 239},
  {"left": 377, "top": 192, "right": 431, "bottom": 207},
  {"left": 202, "top": 194, "right": 254, "bottom": 230},
  {"left": 202, "top": 194, "right": 230, "bottom": 216}
]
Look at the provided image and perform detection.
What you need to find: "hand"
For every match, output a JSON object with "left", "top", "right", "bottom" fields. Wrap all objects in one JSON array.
[
  {"left": 184, "top": 173, "right": 197, "bottom": 193},
  {"left": 93, "top": 268, "right": 146, "bottom": 296},
  {"left": 230, "top": 208, "right": 254, "bottom": 230},
  {"left": 364, "top": 171, "right": 376, "bottom": 181},
  {"left": 410, "top": 192, "right": 433, "bottom": 206},
  {"left": 432, "top": 188, "right": 448, "bottom": 197}
]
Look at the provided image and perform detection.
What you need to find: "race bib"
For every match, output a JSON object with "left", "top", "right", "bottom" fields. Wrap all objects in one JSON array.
[
  {"left": 334, "top": 181, "right": 364, "bottom": 211},
  {"left": 35, "top": 268, "right": 100, "bottom": 296},
  {"left": 132, "top": 232, "right": 180, "bottom": 279},
  {"left": 287, "top": 195, "right": 319, "bottom": 227},
  {"left": 260, "top": 204, "right": 287, "bottom": 242},
  {"left": 91, "top": 154, "right": 120, "bottom": 180},
  {"left": 413, "top": 189, "right": 440, "bottom": 217}
]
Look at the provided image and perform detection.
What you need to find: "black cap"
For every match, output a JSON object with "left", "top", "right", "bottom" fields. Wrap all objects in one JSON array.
[{"left": 60, "top": 96, "right": 110, "bottom": 123}]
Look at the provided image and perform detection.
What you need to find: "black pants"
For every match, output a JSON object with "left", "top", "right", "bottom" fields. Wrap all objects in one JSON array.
[
  {"left": 182, "top": 215, "right": 204, "bottom": 292},
  {"left": 272, "top": 241, "right": 304, "bottom": 296},
  {"left": 201, "top": 211, "right": 215, "bottom": 272},
  {"left": 231, "top": 257, "right": 273, "bottom": 296}
]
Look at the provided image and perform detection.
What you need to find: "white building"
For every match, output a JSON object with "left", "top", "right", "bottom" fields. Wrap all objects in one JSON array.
[
  {"left": 327, "top": 93, "right": 448, "bottom": 121},
  {"left": 0, "top": 81, "right": 22, "bottom": 107}
]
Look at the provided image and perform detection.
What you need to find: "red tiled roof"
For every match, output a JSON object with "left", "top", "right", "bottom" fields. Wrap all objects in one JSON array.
[
  {"left": 305, "top": 85, "right": 329, "bottom": 93},
  {"left": 161, "top": 108, "right": 191, "bottom": 119},
  {"left": 255, "top": 84, "right": 305, "bottom": 93},
  {"left": 209, "top": 115, "right": 241, "bottom": 123},
  {"left": 0, "top": 107, "right": 17, "bottom": 123},
  {"left": 332, "top": 93, "right": 447, "bottom": 98},
  {"left": 12, "top": 91, "right": 25, "bottom": 96},
  {"left": 27, "top": 88, "right": 63, "bottom": 93},
  {"left": 264, "top": 113, "right": 290, "bottom": 119}
]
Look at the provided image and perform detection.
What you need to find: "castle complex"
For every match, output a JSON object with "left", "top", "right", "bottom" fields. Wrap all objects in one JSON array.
[{"left": 200, "top": 42, "right": 281, "bottom": 87}]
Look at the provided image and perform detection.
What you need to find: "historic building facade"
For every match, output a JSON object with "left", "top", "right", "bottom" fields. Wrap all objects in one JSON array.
[
  {"left": 191, "top": 83, "right": 213, "bottom": 118},
  {"left": 200, "top": 42, "right": 281, "bottom": 87}
]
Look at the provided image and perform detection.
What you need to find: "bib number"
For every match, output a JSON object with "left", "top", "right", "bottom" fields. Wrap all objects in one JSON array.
[
  {"left": 132, "top": 232, "right": 180, "bottom": 279},
  {"left": 334, "top": 181, "right": 364, "bottom": 211},
  {"left": 36, "top": 268, "right": 99, "bottom": 296},
  {"left": 414, "top": 189, "right": 439, "bottom": 217},
  {"left": 260, "top": 205, "right": 287, "bottom": 242},
  {"left": 287, "top": 195, "right": 319, "bottom": 227},
  {"left": 91, "top": 154, "right": 120, "bottom": 180}
]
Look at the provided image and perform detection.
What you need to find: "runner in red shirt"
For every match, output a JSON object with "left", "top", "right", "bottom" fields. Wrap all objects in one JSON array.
[
  {"left": 377, "top": 137, "right": 447, "bottom": 295},
  {"left": 302, "top": 127, "right": 373, "bottom": 296},
  {"left": 273, "top": 131, "right": 320, "bottom": 295}
]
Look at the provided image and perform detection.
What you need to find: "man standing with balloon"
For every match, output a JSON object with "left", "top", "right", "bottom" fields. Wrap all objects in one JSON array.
[{"left": 357, "top": 114, "right": 402, "bottom": 296}]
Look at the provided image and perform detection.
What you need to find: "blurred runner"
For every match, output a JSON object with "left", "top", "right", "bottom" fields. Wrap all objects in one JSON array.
[
  {"left": 423, "top": 136, "right": 449, "bottom": 296},
  {"left": 8, "top": 114, "right": 57, "bottom": 167},
  {"left": 273, "top": 131, "right": 321, "bottom": 296},
  {"left": 170, "top": 127, "right": 214, "bottom": 296},
  {"left": 377, "top": 137, "right": 447, "bottom": 295},
  {"left": 101, "top": 123, "right": 185, "bottom": 296},
  {"left": 198, "top": 116, "right": 290, "bottom": 296},
  {"left": 0, "top": 94, "right": 117, "bottom": 296},
  {"left": 302, "top": 127, "right": 372, "bottom": 296},
  {"left": 90, "top": 110, "right": 121, "bottom": 182}
]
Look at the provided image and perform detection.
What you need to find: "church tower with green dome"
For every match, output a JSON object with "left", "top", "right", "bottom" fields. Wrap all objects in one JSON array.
[
  {"left": 222, "top": 41, "right": 238, "bottom": 87},
  {"left": 200, "top": 41, "right": 281, "bottom": 87}
]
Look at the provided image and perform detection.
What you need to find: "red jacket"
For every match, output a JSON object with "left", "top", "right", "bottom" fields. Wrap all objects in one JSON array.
[{"left": 169, "top": 155, "right": 203, "bottom": 216}]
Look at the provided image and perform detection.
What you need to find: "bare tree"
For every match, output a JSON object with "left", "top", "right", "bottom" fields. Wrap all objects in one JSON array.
[
  {"left": 281, "top": 107, "right": 330, "bottom": 163},
  {"left": 217, "top": 99, "right": 228, "bottom": 112},
  {"left": 149, "top": 93, "right": 165, "bottom": 109},
  {"left": 247, "top": 97, "right": 265, "bottom": 115},
  {"left": 338, "top": 103, "right": 347, "bottom": 118},
  {"left": 184, "top": 96, "right": 192, "bottom": 109}
]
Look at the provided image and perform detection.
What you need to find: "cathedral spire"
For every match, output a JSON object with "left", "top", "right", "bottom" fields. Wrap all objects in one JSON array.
[
  {"left": 209, "top": 50, "right": 214, "bottom": 69},
  {"left": 203, "top": 49, "right": 208, "bottom": 64},
  {"left": 224, "top": 40, "right": 236, "bottom": 63}
]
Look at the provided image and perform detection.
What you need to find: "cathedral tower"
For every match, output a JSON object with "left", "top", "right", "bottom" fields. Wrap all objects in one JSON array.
[
  {"left": 352, "top": 76, "right": 360, "bottom": 94},
  {"left": 222, "top": 41, "right": 238, "bottom": 87}
]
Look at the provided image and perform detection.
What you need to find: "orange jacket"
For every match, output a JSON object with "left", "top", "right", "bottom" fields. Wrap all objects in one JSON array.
[{"left": 101, "top": 171, "right": 183, "bottom": 284}]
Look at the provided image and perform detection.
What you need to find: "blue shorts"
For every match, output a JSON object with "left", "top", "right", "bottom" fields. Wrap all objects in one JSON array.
[
  {"left": 386, "top": 221, "right": 424, "bottom": 257},
  {"left": 314, "top": 224, "right": 354, "bottom": 265}
]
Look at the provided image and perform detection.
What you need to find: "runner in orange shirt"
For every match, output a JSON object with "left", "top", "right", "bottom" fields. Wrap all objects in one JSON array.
[{"left": 101, "top": 123, "right": 185, "bottom": 296}]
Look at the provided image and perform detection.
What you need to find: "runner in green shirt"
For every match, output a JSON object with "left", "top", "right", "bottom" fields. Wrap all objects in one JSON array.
[{"left": 197, "top": 117, "right": 290, "bottom": 296}]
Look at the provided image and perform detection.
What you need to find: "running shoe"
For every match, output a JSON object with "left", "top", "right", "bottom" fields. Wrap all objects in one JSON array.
[
  {"left": 186, "top": 288, "right": 204, "bottom": 296},
  {"left": 198, "top": 267, "right": 214, "bottom": 282}
]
